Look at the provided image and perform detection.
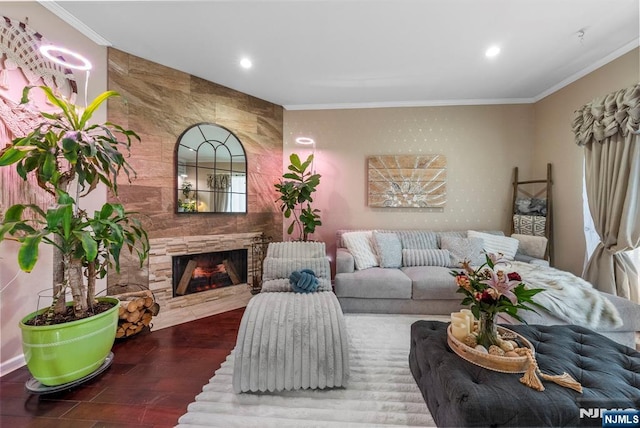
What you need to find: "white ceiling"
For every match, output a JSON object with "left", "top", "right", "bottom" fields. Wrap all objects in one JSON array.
[{"left": 44, "top": 0, "right": 640, "bottom": 110}]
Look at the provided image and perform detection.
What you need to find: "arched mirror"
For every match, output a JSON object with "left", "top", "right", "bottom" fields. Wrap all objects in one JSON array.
[{"left": 175, "top": 123, "right": 247, "bottom": 213}]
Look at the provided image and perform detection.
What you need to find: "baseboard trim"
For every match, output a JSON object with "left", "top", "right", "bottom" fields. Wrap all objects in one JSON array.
[{"left": 1, "top": 354, "right": 25, "bottom": 378}]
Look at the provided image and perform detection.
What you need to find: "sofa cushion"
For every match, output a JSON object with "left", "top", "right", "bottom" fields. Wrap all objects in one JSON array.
[
  {"left": 402, "top": 266, "right": 459, "bottom": 299},
  {"left": 263, "top": 257, "right": 330, "bottom": 281},
  {"left": 336, "top": 248, "right": 356, "bottom": 274},
  {"left": 266, "top": 241, "right": 327, "bottom": 259},
  {"left": 512, "top": 233, "right": 547, "bottom": 259},
  {"left": 262, "top": 278, "right": 333, "bottom": 293},
  {"left": 334, "top": 268, "right": 411, "bottom": 299},
  {"left": 342, "top": 231, "right": 379, "bottom": 270},
  {"left": 397, "top": 231, "right": 438, "bottom": 249},
  {"left": 468, "top": 230, "right": 519, "bottom": 260},
  {"left": 372, "top": 231, "right": 402, "bottom": 268},
  {"left": 402, "top": 249, "right": 450, "bottom": 267},
  {"left": 440, "top": 236, "right": 484, "bottom": 267}
]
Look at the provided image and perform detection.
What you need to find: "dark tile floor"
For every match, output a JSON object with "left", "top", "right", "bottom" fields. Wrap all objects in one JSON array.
[{"left": 0, "top": 307, "right": 245, "bottom": 428}]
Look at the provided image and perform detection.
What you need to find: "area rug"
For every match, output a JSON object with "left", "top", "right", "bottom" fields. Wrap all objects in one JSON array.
[{"left": 176, "top": 314, "right": 444, "bottom": 427}]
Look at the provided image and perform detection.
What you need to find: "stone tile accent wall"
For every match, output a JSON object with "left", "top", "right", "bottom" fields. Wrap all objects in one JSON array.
[{"left": 105, "top": 48, "right": 283, "bottom": 326}]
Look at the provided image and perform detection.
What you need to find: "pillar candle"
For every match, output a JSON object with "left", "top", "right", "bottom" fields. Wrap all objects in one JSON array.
[
  {"left": 451, "top": 312, "right": 470, "bottom": 334},
  {"left": 451, "top": 321, "right": 468, "bottom": 340},
  {"left": 460, "top": 309, "right": 475, "bottom": 328}
]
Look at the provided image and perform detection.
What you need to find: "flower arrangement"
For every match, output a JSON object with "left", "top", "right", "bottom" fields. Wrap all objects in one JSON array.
[{"left": 452, "top": 253, "right": 545, "bottom": 349}]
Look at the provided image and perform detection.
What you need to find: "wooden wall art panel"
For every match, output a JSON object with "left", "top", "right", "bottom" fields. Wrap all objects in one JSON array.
[{"left": 367, "top": 155, "right": 447, "bottom": 208}]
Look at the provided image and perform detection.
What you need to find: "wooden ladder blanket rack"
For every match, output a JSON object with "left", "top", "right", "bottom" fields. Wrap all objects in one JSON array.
[{"left": 510, "top": 163, "right": 554, "bottom": 265}]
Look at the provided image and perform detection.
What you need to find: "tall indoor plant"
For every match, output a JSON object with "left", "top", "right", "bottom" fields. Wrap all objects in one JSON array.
[
  {"left": 275, "top": 153, "right": 321, "bottom": 241},
  {"left": 0, "top": 86, "right": 149, "bottom": 385}
]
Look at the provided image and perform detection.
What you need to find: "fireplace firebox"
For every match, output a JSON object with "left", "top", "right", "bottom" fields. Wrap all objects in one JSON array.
[{"left": 172, "top": 249, "right": 247, "bottom": 296}]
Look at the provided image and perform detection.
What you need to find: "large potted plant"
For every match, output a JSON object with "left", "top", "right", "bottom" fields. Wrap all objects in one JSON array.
[
  {"left": 0, "top": 86, "right": 149, "bottom": 386},
  {"left": 274, "top": 153, "right": 321, "bottom": 241}
]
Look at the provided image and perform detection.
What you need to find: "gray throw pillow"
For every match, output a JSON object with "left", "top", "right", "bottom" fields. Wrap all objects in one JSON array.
[
  {"left": 397, "top": 231, "right": 438, "bottom": 249},
  {"left": 402, "top": 249, "right": 450, "bottom": 267},
  {"left": 372, "top": 232, "right": 402, "bottom": 268},
  {"left": 440, "top": 236, "right": 485, "bottom": 267}
]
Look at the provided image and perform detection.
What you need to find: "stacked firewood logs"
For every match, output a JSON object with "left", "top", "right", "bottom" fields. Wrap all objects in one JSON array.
[{"left": 111, "top": 290, "right": 159, "bottom": 339}]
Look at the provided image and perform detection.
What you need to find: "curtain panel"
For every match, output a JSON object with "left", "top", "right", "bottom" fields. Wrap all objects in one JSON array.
[{"left": 572, "top": 84, "right": 640, "bottom": 303}]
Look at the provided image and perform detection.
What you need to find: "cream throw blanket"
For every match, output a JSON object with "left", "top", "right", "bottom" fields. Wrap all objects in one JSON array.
[{"left": 511, "top": 261, "right": 623, "bottom": 329}]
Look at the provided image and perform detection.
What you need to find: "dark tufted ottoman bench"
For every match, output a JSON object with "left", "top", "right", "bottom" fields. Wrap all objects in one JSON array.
[{"left": 409, "top": 321, "right": 640, "bottom": 427}]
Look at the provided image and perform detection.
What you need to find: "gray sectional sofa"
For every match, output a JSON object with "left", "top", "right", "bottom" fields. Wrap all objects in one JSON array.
[
  {"left": 333, "top": 229, "right": 640, "bottom": 348},
  {"left": 334, "top": 229, "right": 537, "bottom": 315}
]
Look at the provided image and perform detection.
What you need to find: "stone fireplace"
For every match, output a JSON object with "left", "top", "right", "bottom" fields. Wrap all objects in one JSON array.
[
  {"left": 172, "top": 249, "right": 247, "bottom": 296},
  {"left": 147, "top": 232, "right": 261, "bottom": 329},
  {"left": 105, "top": 49, "right": 283, "bottom": 330}
]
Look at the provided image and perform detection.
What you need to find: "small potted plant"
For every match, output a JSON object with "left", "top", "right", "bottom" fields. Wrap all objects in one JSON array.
[
  {"left": 178, "top": 180, "right": 196, "bottom": 212},
  {"left": 0, "top": 86, "right": 149, "bottom": 386},
  {"left": 274, "top": 153, "right": 321, "bottom": 241}
]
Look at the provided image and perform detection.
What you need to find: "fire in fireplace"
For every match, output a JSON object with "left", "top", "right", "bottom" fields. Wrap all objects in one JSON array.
[{"left": 172, "top": 249, "right": 248, "bottom": 296}]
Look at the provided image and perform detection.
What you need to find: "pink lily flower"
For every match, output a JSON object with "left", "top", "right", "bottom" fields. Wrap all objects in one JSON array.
[
  {"left": 480, "top": 269, "right": 519, "bottom": 304},
  {"left": 487, "top": 252, "right": 508, "bottom": 265}
]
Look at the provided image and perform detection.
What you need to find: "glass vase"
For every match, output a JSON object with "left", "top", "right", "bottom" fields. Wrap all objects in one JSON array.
[{"left": 476, "top": 311, "right": 500, "bottom": 350}]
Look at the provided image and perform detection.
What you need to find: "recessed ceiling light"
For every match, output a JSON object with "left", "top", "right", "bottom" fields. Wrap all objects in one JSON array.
[
  {"left": 240, "top": 57, "right": 252, "bottom": 69},
  {"left": 485, "top": 45, "right": 501, "bottom": 58}
]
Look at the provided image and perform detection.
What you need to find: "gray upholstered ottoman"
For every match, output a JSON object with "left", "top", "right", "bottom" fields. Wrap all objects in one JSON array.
[
  {"left": 232, "top": 291, "right": 349, "bottom": 393},
  {"left": 409, "top": 321, "right": 640, "bottom": 427}
]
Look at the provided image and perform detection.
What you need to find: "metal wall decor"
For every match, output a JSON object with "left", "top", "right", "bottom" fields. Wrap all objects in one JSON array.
[{"left": 367, "top": 155, "right": 447, "bottom": 208}]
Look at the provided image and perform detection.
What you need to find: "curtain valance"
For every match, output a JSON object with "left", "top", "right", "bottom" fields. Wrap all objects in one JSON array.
[{"left": 572, "top": 83, "right": 640, "bottom": 147}]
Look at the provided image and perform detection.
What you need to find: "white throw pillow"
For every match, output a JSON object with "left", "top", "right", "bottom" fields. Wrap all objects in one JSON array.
[
  {"left": 342, "top": 231, "right": 379, "bottom": 270},
  {"left": 467, "top": 230, "right": 519, "bottom": 260}
]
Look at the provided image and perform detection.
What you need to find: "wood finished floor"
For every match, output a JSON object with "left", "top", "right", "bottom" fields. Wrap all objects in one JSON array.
[{"left": 0, "top": 307, "right": 245, "bottom": 428}]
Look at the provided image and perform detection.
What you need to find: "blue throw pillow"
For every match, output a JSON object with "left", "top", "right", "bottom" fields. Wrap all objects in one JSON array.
[
  {"left": 372, "top": 231, "right": 402, "bottom": 268},
  {"left": 289, "top": 269, "right": 319, "bottom": 293}
]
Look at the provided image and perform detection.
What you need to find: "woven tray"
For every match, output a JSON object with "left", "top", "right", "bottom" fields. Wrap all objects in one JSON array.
[{"left": 447, "top": 324, "right": 535, "bottom": 373}]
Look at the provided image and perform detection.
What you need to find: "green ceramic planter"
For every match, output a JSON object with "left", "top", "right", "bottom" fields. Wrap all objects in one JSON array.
[{"left": 19, "top": 297, "right": 119, "bottom": 386}]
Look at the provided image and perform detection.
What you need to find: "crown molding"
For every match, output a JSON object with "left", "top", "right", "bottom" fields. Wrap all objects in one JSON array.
[
  {"left": 533, "top": 38, "right": 640, "bottom": 102},
  {"left": 38, "top": 1, "right": 112, "bottom": 46},
  {"left": 284, "top": 97, "right": 535, "bottom": 111}
]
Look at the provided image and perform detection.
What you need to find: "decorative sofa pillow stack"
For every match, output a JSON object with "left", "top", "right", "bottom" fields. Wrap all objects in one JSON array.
[
  {"left": 397, "top": 231, "right": 450, "bottom": 267},
  {"left": 341, "top": 229, "right": 524, "bottom": 270}
]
